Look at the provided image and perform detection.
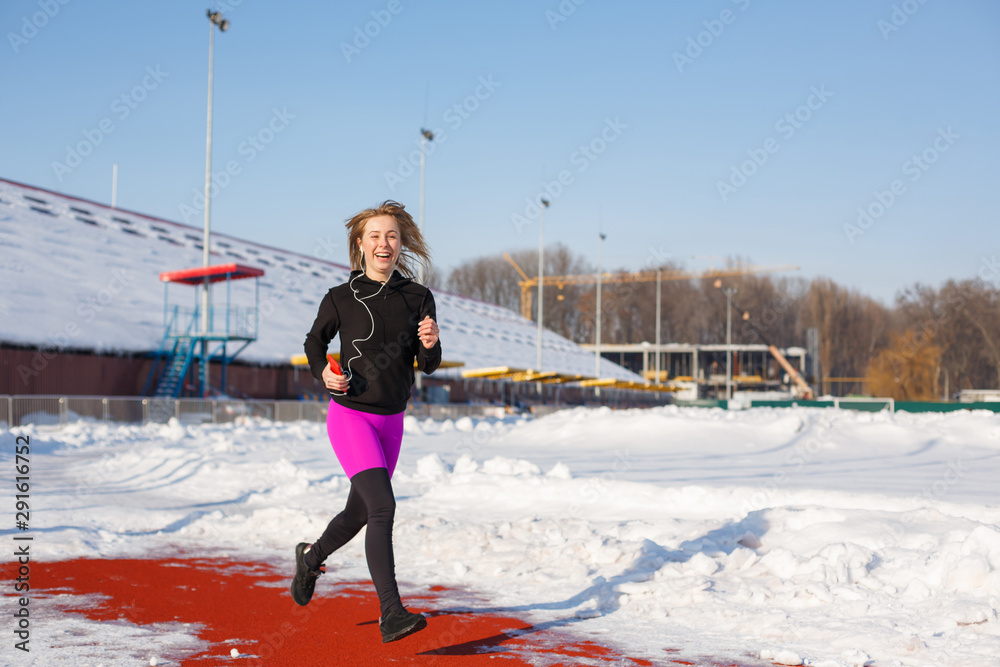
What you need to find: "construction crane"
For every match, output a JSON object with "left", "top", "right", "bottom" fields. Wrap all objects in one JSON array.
[
  {"left": 769, "top": 344, "right": 814, "bottom": 399},
  {"left": 728, "top": 295, "right": 815, "bottom": 400},
  {"left": 502, "top": 253, "right": 800, "bottom": 320}
]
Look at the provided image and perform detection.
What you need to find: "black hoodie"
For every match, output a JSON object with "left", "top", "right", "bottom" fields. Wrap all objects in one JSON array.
[{"left": 304, "top": 269, "right": 442, "bottom": 415}]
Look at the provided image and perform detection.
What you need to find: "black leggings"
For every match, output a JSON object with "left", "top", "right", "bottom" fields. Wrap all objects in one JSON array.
[{"left": 305, "top": 467, "right": 403, "bottom": 617}]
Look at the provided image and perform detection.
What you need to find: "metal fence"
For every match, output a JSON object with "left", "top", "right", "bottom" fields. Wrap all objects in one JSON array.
[
  {"left": 0, "top": 395, "right": 547, "bottom": 429},
  {"left": 749, "top": 397, "right": 1000, "bottom": 414},
  {"left": 0, "top": 395, "right": 324, "bottom": 429},
  {"left": 749, "top": 397, "right": 896, "bottom": 412},
  {"left": 6, "top": 394, "right": 995, "bottom": 431}
]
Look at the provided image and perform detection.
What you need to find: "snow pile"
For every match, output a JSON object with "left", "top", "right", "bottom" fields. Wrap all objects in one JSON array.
[
  {"left": 395, "top": 452, "right": 1000, "bottom": 666},
  {"left": 16, "top": 594, "right": 202, "bottom": 667},
  {"left": 4, "top": 406, "right": 1000, "bottom": 665}
]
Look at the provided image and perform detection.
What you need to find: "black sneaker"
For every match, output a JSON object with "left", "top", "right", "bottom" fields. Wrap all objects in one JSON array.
[
  {"left": 379, "top": 607, "right": 427, "bottom": 643},
  {"left": 290, "top": 542, "right": 323, "bottom": 606}
]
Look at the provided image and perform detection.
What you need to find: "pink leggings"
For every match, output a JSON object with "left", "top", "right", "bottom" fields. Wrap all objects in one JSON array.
[{"left": 326, "top": 399, "right": 404, "bottom": 479}]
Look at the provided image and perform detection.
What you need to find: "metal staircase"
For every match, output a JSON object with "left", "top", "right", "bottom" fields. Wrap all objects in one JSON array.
[{"left": 152, "top": 337, "right": 196, "bottom": 398}]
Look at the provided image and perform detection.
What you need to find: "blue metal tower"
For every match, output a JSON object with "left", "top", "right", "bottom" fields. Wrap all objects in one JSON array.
[{"left": 143, "top": 263, "right": 263, "bottom": 398}]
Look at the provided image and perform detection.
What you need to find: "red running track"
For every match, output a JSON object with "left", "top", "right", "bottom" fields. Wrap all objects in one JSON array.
[{"left": 14, "top": 556, "right": 768, "bottom": 666}]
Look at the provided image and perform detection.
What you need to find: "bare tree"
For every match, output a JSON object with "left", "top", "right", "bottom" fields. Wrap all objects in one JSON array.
[
  {"left": 897, "top": 279, "right": 1000, "bottom": 391},
  {"left": 446, "top": 248, "right": 1000, "bottom": 396},
  {"left": 801, "top": 278, "right": 891, "bottom": 387},
  {"left": 866, "top": 329, "right": 942, "bottom": 400},
  {"left": 446, "top": 244, "right": 593, "bottom": 342},
  {"left": 445, "top": 254, "right": 522, "bottom": 312}
]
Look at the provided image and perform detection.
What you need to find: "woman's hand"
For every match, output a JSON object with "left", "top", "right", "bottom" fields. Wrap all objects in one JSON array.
[
  {"left": 323, "top": 362, "right": 348, "bottom": 392},
  {"left": 418, "top": 315, "right": 439, "bottom": 349}
]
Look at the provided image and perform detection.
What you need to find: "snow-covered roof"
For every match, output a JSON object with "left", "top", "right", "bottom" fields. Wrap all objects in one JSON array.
[{"left": 0, "top": 178, "right": 640, "bottom": 381}]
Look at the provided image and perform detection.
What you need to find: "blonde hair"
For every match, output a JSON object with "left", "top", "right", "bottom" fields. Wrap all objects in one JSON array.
[{"left": 345, "top": 200, "right": 431, "bottom": 279}]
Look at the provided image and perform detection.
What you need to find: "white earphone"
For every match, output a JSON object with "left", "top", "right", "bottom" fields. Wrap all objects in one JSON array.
[{"left": 330, "top": 246, "right": 389, "bottom": 396}]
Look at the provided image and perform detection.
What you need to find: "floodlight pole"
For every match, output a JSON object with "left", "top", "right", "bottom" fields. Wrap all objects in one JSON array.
[
  {"left": 536, "top": 198, "right": 550, "bottom": 372},
  {"left": 595, "top": 232, "right": 605, "bottom": 379},
  {"left": 418, "top": 128, "right": 434, "bottom": 285},
  {"left": 723, "top": 287, "right": 737, "bottom": 401},
  {"left": 655, "top": 267, "right": 662, "bottom": 385},
  {"left": 201, "top": 9, "right": 228, "bottom": 396},
  {"left": 415, "top": 128, "right": 434, "bottom": 398}
]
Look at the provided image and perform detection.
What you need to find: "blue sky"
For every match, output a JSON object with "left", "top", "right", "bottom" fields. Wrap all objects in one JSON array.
[{"left": 2, "top": 0, "right": 997, "bottom": 303}]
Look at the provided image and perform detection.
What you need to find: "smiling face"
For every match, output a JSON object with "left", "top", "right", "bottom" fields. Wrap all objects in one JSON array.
[{"left": 357, "top": 214, "right": 401, "bottom": 281}]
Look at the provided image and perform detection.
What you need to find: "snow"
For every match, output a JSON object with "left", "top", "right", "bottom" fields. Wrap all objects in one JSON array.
[
  {"left": 4, "top": 405, "right": 1000, "bottom": 665},
  {"left": 14, "top": 594, "right": 200, "bottom": 667},
  {"left": 0, "top": 178, "right": 639, "bottom": 380}
]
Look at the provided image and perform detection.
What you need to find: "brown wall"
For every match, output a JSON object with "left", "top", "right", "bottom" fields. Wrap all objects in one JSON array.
[
  {"left": 1, "top": 346, "right": 308, "bottom": 399},
  {"left": 1, "top": 347, "right": 668, "bottom": 407}
]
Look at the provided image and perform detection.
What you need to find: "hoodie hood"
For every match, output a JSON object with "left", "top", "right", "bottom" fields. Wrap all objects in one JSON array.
[{"left": 348, "top": 268, "right": 414, "bottom": 296}]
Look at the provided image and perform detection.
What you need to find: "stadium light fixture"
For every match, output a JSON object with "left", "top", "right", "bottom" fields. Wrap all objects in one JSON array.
[{"left": 208, "top": 10, "right": 229, "bottom": 31}]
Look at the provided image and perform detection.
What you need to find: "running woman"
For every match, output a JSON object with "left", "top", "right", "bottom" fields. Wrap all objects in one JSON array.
[{"left": 292, "top": 201, "right": 441, "bottom": 644}]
